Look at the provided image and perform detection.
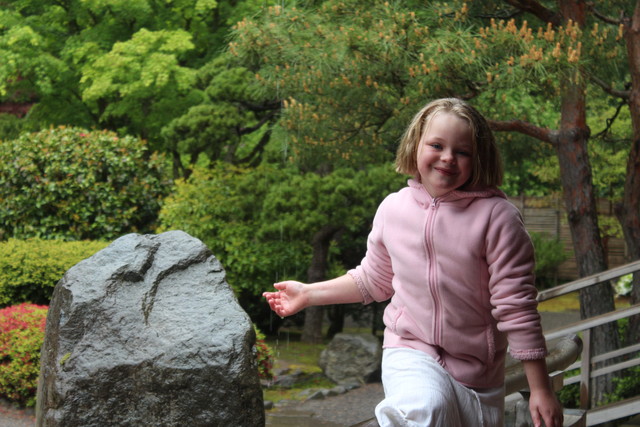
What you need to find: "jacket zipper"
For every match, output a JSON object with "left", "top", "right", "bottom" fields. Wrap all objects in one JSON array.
[{"left": 425, "top": 198, "right": 441, "bottom": 346}]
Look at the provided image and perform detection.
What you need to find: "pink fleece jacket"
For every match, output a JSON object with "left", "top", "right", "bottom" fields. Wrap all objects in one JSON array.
[{"left": 349, "top": 179, "right": 547, "bottom": 389}]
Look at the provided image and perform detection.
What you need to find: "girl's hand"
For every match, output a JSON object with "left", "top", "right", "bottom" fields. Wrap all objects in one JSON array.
[
  {"left": 262, "top": 281, "right": 308, "bottom": 317},
  {"left": 529, "top": 389, "right": 563, "bottom": 427}
]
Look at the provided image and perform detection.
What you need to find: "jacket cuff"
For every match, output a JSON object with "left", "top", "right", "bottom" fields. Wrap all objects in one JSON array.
[
  {"left": 509, "top": 347, "right": 547, "bottom": 360},
  {"left": 347, "top": 269, "right": 374, "bottom": 305}
]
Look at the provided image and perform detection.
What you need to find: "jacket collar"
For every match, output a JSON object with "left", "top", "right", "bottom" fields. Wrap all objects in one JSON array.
[{"left": 407, "top": 179, "right": 506, "bottom": 207}]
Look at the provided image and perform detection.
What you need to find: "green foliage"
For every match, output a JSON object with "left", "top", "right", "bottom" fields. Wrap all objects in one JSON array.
[
  {"left": 558, "top": 326, "right": 640, "bottom": 408},
  {"left": 557, "top": 375, "right": 580, "bottom": 408},
  {"left": 159, "top": 161, "right": 404, "bottom": 330},
  {"left": 0, "top": 303, "right": 48, "bottom": 407},
  {"left": 0, "top": 126, "right": 171, "bottom": 240},
  {"left": 614, "top": 274, "right": 633, "bottom": 297},
  {"left": 253, "top": 324, "right": 273, "bottom": 380},
  {"left": 0, "top": 238, "right": 108, "bottom": 307},
  {"left": 159, "top": 161, "right": 310, "bottom": 331},
  {"left": 0, "top": 113, "right": 24, "bottom": 142},
  {"left": 530, "top": 232, "right": 567, "bottom": 289},
  {"left": 229, "top": 1, "right": 632, "bottom": 193},
  {"left": 80, "top": 29, "right": 199, "bottom": 141},
  {"left": 161, "top": 55, "right": 275, "bottom": 167},
  {"left": 0, "top": 0, "right": 274, "bottom": 148},
  {"left": 159, "top": 161, "right": 308, "bottom": 294},
  {"left": 604, "top": 366, "right": 640, "bottom": 405},
  {"left": 231, "top": 1, "right": 440, "bottom": 170}
]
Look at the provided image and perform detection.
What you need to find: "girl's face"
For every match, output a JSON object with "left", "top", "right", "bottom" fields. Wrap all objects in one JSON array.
[{"left": 416, "top": 112, "right": 473, "bottom": 198}]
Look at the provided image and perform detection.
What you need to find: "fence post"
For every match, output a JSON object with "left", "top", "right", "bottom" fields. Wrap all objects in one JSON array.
[{"left": 580, "top": 329, "right": 592, "bottom": 410}]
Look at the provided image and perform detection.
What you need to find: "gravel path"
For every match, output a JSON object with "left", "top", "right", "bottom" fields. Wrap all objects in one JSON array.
[
  {"left": 267, "top": 383, "right": 384, "bottom": 426},
  {"left": 0, "top": 400, "right": 35, "bottom": 427}
]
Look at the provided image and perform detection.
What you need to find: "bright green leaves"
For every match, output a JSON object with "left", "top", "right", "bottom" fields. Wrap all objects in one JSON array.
[
  {"left": 0, "top": 239, "right": 109, "bottom": 307},
  {"left": 0, "top": 9, "right": 66, "bottom": 98},
  {"left": 80, "top": 29, "right": 197, "bottom": 140},
  {"left": 0, "top": 0, "right": 257, "bottom": 150}
]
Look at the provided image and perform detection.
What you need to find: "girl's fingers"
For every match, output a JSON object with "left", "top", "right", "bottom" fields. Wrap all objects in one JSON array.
[{"left": 273, "top": 282, "right": 288, "bottom": 291}]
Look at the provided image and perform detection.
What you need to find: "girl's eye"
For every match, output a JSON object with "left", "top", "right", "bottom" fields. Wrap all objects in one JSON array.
[
  {"left": 457, "top": 151, "right": 471, "bottom": 156},
  {"left": 429, "top": 143, "right": 442, "bottom": 149}
]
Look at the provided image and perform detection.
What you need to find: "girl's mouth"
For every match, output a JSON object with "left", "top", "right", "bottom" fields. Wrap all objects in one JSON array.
[{"left": 435, "top": 167, "right": 456, "bottom": 176}]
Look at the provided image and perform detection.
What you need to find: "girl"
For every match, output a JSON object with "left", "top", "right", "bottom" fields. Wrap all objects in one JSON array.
[{"left": 263, "top": 98, "right": 563, "bottom": 427}]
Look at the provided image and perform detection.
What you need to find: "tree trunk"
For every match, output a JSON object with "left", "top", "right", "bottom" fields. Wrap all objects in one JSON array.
[
  {"left": 301, "top": 225, "right": 340, "bottom": 343},
  {"left": 557, "top": 0, "right": 618, "bottom": 405},
  {"left": 326, "top": 305, "right": 345, "bottom": 339},
  {"left": 616, "top": 0, "right": 640, "bottom": 348}
]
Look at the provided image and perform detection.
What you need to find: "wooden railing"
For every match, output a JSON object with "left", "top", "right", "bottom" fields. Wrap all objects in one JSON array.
[{"left": 539, "top": 259, "right": 640, "bottom": 426}]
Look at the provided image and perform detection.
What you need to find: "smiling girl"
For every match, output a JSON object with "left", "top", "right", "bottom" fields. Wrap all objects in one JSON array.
[{"left": 263, "top": 98, "right": 562, "bottom": 427}]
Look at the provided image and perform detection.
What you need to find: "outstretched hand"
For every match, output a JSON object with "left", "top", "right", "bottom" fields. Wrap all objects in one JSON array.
[{"left": 262, "top": 281, "right": 309, "bottom": 317}]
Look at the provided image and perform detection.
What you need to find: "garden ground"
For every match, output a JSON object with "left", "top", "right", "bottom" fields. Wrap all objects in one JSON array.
[{"left": 0, "top": 294, "right": 585, "bottom": 427}]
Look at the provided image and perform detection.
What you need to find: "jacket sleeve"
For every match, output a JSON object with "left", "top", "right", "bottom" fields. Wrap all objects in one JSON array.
[
  {"left": 348, "top": 197, "right": 395, "bottom": 304},
  {"left": 486, "top": 200, "right": 547, "bottom": 360}
]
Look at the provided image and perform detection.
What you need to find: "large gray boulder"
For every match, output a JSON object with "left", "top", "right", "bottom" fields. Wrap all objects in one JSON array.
[
  {"left": 36, "top": 231, "right": 264, "bottom": 427},
  {"left": 319, "top": 333, "right": 382, "bottom": 386}
]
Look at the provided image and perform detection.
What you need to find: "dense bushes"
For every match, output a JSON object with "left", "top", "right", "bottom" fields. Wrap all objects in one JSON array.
[
  {"left": 0, "top": 239, "right": 109, "bottom": 307},
  {"left": 159, "top": 162, "right": 311, "bottom": 332},
  {"left": 530, "top": 232, "right": 568, "bottom": 289},
  {"left": 159, "top": 162, "right": 404, "bottom": 333},
  {"left": 0, "top": 303, "right": 48, "bottom": 407},
  {"left": 0, "top": 127, "right": 171, "bottom": 241}
]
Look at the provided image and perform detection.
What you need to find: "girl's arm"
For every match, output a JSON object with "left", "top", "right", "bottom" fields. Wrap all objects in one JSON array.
[
  {"left": 262, "top": 274, "right": 363, "bottom": 318},
  {"left": 523, "top": 359, "right": 564, "bottom": 427}
]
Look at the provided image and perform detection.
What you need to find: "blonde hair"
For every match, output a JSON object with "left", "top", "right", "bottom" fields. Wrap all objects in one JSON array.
[{"left": 395, "top": 98, "right": 503, "bottom": 189}]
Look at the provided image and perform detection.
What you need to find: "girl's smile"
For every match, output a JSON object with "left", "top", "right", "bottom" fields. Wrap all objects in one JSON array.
[{"left": 416, "top": 112, "right": 473, "bottom": 198}]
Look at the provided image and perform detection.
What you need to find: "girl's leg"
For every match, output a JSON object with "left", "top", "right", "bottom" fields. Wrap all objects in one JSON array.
[{"left": 374, "top": 348, "right": 503, "bottom": 427}]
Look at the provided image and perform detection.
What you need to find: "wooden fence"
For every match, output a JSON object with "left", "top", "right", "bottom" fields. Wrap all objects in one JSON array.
[
  {"left": 540, "top": 260, "right": 640, "bottom": 426},
  {"left": 508, "top": 196, "right": 629, "bottom": 281}
]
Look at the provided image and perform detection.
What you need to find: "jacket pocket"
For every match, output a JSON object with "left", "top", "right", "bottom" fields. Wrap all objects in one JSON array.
[{"left": 384, "top": 304, "right": 404, "bottom": 334}]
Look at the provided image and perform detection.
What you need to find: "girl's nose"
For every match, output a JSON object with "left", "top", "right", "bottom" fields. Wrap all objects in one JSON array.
[{"left": 441, "top": 149, "right": 455, "bottom": 163}]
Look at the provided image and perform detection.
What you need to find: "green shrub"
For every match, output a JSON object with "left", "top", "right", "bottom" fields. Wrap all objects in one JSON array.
[
  {"left": 557, "top": 381, "right": 580, "bottom": 408},
  {"left": 158, "top": 162, "right": 310, "bottom": 333},
  {"left": 254, "top": 325, "right": 274, "bottom": 380},
  {"left": 605, "top": 366, "right": 640, "bottom": 404},
  {"left": 0, "top": 238, "right": 109, "bottom": 307},
  {"left": 0, "top": 303, "right": 48, "bottom": 407},
  {"left": 614, "top": 274, "right": 633, "bottom": 297},
  {"left": 0, "top": 126, "right": 171, "bottom": 241},
  {"left": 530, "top": 232, "right": 568, "bottom": 289}
]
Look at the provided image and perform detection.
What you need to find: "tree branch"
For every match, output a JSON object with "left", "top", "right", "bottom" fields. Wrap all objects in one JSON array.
[
  {"left": 592, "top": 98, "right": 628, "bottom": 139},
  {"left": 237, "top": 127, "right": 273, "bottom": 166},
  {"left": 588, "top": 72, "right": 631, "bottom": 100},
  {"left": 488, "top": 119, "right": 560, "bottom": 145},
  {"left": 586, "top": 2, "right": 624, "bottom": 25},
  {"left": 239, "top": 99, "right": 281, "bottom": 113},
  {"left": 504, "top": 0, "right": 563, "bottom": 26},
  {"left": 238, "top": 111, "right": 276, "bottom": 135}
]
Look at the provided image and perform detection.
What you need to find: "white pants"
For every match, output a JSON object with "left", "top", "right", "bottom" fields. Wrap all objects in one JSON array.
[{"left": 375, "top": 348, "right": 505, "bottom": 427}]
